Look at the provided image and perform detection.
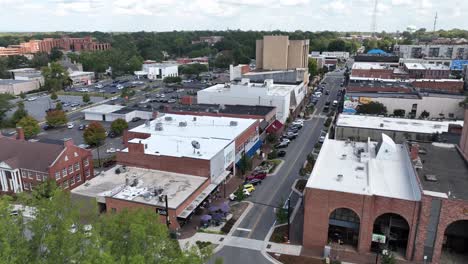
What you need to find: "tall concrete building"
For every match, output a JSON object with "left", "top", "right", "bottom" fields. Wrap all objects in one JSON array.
[{"left": 256, "top": 36, "right": 309, "bottom": 70}]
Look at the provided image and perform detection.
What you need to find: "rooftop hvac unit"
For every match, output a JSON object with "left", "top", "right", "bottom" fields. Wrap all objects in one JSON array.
[
  {"left": 230, "top": 121, "right": 238, "bottom": 126},
  {"left": 144, "top": 120, "right": 150, "bottom": 127},
  {"left": 336, "top": 174, "right": 343, "bottom": 182},
  {"left": 164, "top": 116, "right": 173, "bottom": 121},
  {"left": 155, "top": 122, "right": 163, "bottom": 131},
  {"left": 193, "top": 117, "right": 197, "bottom": 121},
  {"left": 179, "top": 121, "right": 187, "bottom": 127}
]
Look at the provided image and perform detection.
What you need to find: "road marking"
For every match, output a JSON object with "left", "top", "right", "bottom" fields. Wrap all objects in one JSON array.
[{"left": 236, "top": 228, "right": 252, "bottom": 232}]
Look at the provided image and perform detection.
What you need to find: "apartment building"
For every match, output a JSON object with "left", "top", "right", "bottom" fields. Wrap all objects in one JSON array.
[
  {"left": 256, "top": 35, "right": 309, "bottom": 70},
  {"left": 394, "top": 43, "right": 468, "bottom": 60}
]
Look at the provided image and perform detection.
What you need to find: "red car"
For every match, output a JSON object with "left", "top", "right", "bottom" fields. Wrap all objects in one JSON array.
[{"left": 246, "top": 172, "right": 267, "bottom": 181}]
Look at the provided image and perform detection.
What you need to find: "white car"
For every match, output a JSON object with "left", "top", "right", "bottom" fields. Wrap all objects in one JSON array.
[
  {"left": 106, "top": 148, "right": 120, "bottom": 153},
  {"left": 67, "top": 122, "right": 74, "bottom": 129},
  {"left": 116, "top": 84, "right": 124, "bottom": 90},
  {"left": 95, "top": 84, "right": 103, "bottom": 89},
  {"left": 27, "top": 97, "right": 37, "bottom": 101},
  {"left": 319, "top": 135, "right": 326, "bottom": 143},
  {"left": 229, "top": 189, "right": 251, "bottom": 201}
]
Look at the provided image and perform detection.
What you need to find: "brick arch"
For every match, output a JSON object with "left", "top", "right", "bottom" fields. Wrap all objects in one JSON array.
[
  {"left": 372, "top": 211, "right": 411, "bottom": 228},
  {"left": 329, "top": 206, "right": 362, "bottom": 222}
]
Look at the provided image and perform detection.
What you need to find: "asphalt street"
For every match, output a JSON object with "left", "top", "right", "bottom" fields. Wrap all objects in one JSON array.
[{"left": 212, "top": 70, "right": 345, "bottom": 264}]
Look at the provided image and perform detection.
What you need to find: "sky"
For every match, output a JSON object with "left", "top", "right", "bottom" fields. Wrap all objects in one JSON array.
[{"left": 0, "top": 0, "right": 467, "bottom": 32}]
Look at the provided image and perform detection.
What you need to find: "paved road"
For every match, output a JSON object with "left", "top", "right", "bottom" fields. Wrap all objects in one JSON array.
[{"left": 213, "top": 71, "right": 345, "bottom": 263}]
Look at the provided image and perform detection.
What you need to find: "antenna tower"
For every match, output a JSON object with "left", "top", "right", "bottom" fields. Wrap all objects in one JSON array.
[
  {"left": 371, "top": 0, "right": 378, "bottom": 37},
  {"left": 433, "top": 12, "right": 438, "bottom": 32}
]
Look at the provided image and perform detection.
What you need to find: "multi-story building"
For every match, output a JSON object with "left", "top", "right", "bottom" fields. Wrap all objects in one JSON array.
[
  {"left": 72, "top": 113, "right": 260, "bottom": 229},
  {"left": 191, "top": 36, "right": 224, "bottom": 45},
  {"left": 0, "top": 79, "right": 41, "bottom": 95},
  {"left": 256, "top": 35, "right": 309, "bottom": 71},
  {"left": 303, "top": 129, "right": 468, "bottom": 264},
  {"left": 8, "top": 68, "right": 44, "bottom": 86},
  {"left": 0, "top": 130, "right": 94, "bottom": 194},
  {"left": 394, "top": 43, "right": 468, "bottom": 60},
  {"left": 136, "top": 63, "right": 178, "bottom": 80},
  {"left": 403, "top": 63, "right": 450, "bottom": 79},
  {"left": 197, "top": 79, "right": 306, "bottom": 123}
]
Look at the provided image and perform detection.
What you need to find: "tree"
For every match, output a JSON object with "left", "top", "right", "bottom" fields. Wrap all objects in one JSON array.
[
  {"left": 0, "top": 94, "right": 12, "bottom": 127},
  {"left": 237, "top": 153, "right": 252, "bottom": 175},
  {"left": 308, "top": 58, "right": 318, "bottom": 79},
  {"left": 0, "top": 197, "right": 29, "bottom": 263},
  {"left": 17, "top": 116, "right": 40, "bottom": 139},
  {"left": 214, "top": 52, "right": 233, "bottom": 69},
  {"left": 19, "top": 92, "right": 26, "bottom": 99},
  {"left": 393, "top": 109, "right": 406, "bottom": 117},
  {"left": 82, "top": 93, "right": 90, "bottom": 103},
  {"left": 275, "top": 198, "right": 288, "bottom": 224},
  {"left": 41, "top": 62, "right": 70, "bottom": 92},
  {"left": 163, "top": 76, "right": 182, "bottom": 84},
  {"left": 31, "top": 52, "right": 50, "bottom": 69},
  {"left": 49, "top": 47, "right": 63, "bottom": 61},
  {"left": 0, "top": 57, "right": 10, "bottom": 79},
  {"left": 32, "top": 179, "right": 58, "bottom": 201},
  {"left": 356, "top": 102, "right": 387, "bottom": 115},
  {"left": 327, "top": 39, "right": 346, "bottom": 51},
  {"left": 420, "top": 110, "right": 430, "bottom": 119},
  {"left": 55, "top": 101, "right": 63, "bottom": 110},
  {"left": 50, "top": 92, "right": 58, "bottom": 100},
  {"left": 11, "top": 101, "right": 28, "bottom": 124},
  {"left": 83, "top": 121, "right": 106, "bottom": 146},
  {"left": 110, "top": 118, "right": 128, "bottom": 136},
  {"left": 45, "top": 109, "right": 67, "bottom": 127}
]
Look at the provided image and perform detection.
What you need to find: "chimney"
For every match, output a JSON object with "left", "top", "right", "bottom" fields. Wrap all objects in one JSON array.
[
  {"left": 410, "top": 143, "right": 419, "bottom": 160},
  {"left": 63, "top": 138, "right": 74, "bottom": 147},
  {"left": 16, "top": 127, "right": 25, "bottom": 141},
  {"left": 152, "top": 111, "right": 159, "bottom": 120}
]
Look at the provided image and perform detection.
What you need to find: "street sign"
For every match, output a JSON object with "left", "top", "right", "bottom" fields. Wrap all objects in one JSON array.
[
  {"left": 372, "top": 233, "right": 386, "bottom": 243},
  {"left": 156, "top": 208, "right": 168, "bottom": 216}
]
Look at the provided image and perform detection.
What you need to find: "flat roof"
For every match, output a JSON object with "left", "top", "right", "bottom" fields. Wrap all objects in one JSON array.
[
  {"left": 416, "top": 142, "right": 468, "bottom": 200},
  {"left": 71, "top": 166, "right": 207, "bottom": 209},
  {"left": 0, "top": 79, "right": 33, "bottom": 85},
  {"left": 337, "top": 114, "right": 464, "bottom": 134},
  {"left": 167, "top": 104, "right": 276, "bottom": 117},
  {"left": 202, "top": 81, "right": 300, "bottom": 97},
  {"left": 306, "top": 135, "right": 421, "bottom": 201},
  {"left": 82, "top": 104, "right": 125, "bottom": 114},
  {"left": 145, "top": 63, "right": 178, "bottom": 68},
  {"left": 352, "top": 62, "right": 394, "bottom": 70},
  {"left": 69, "top": 71, "right": 94, "bottom": 77},
  {"left": 404, "top": 63, "right": 426, "bottom": 70}
]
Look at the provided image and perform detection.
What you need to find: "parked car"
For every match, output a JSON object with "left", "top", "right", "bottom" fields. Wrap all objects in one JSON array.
[
  {"left": 275, "top": 141, "right": 289, "bottom": 149},
  {"left": 277, "top": 150, "right": 287, "bottom": 157},
  {"left": 325, "top": 90, "right": 330, "bottom": 95},
  {"left": 246, "top": 171, "right": 267, "bottom": 181},
  {"left": 42, "top": 124, "right": 52, "bottom": 130},
  {"left": 131, "top": 117, "right": 142, "bottom": 122},
  {"left": 332, "top": 100, "right": 338, "bottom": 107},
  {"left": 168, "top": 99, "right": 177, "bottom": 104},
  {"left": 67, "top": 122, "right": 74, "bottom": 129},
  {"left": 245, "top": 178, "right": 262, "bottom": 186},
  {"left": 325, "top": 100, "right": 331, "bottom": 106},
  {"left": 108, "top": 131, "right": 117, "bottom": 138},
  {"left": 79, "top": 124, "right": 86, "bottom": 130},
  {"left": 243, "top": 184, "right": 255, "bottom": 193},
  {"left": 106, "top": 148, "right": 120, "bottom": 153},
  {"left": 78, "top": 144, "right": 91, "bottom": 149},
  {"left": 27, "top": 97, "right": 37, "bottom": 101},
  {"left": 319, "top": 135, "right": 326, "bottom": 143}
]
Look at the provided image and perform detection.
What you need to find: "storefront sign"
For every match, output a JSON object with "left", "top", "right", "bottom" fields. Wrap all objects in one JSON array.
[{"left": 372, "top": 233, "right": 386, "bottom": 243}]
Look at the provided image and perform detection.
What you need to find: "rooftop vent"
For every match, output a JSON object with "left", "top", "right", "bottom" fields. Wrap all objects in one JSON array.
[
  {"left": 179, "top": 121, "right": 187, "bottom": 127},
  {"left": 355, "top": 166, "right": 365, "bottom": 171},
  {"left": 155, "top": 122, "right": 163, "bottom": 131},
  {"left": 230, "top": 121, "right": 238, "bottom": 126},
  {"left": 425, "top": 174, "right": 438, "bottom": 182},
  {"left": 341, "top": 154, "right": 347, "bottom": 159},
  {"left": 193, "top": 117, "right": 197, "bottom": 122},
  {"left": 380, "top": 123, "right": 384, "bottom": 128},
  {"left": 336, "top": 174, "right": 343, "bottom": 182},
  {"left": 164, "top": 116, "right": 173, "bottom": 121},
  {"left": 144, "top": 120, "right": 150, "bottom": 127}
]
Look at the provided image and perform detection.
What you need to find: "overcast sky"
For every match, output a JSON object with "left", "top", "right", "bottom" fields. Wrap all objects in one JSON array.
[{"left": 0, "top": 0, "right": 467, "bottom": 32}]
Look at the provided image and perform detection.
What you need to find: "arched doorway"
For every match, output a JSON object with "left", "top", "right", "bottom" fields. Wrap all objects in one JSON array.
[
  {"left": 441, "top": 220, "right": 468, "bottom": 264},
  {"left": 328, "top": 208, "right": 360, "bottom": 248},
  {"left": 372, "top": 213, "right": 410, "bottom": 258}
]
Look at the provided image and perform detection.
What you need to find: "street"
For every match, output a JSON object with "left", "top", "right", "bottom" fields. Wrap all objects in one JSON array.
[{"left": 212, "top": 71, "right": 345, "bottom": 264}]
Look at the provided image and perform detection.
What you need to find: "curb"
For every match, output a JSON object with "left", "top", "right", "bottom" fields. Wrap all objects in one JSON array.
[
  {"left": 267, "top": 159, "right": 284, "bottom": 177},
  {"left": 291, "top": 179, "right": 304, "bottom": 197}
]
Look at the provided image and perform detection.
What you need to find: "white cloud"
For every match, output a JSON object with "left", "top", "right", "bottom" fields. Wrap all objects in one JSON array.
[
  {"left": 53, "top": 0, "right": 105, "bottom": 16},
  {"left": 113, "top": 0, "right": 175, "bottom": 15},
  {"left": 321, "top": 0, "right": 351, "bottom": 15}
]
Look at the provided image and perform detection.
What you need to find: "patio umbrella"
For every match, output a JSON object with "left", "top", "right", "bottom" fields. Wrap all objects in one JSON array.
[
  {"left": 212, "top": 213, "right": 223, "bottom": 221},
  {"left": 200, "top": 215, "right": 212, "bottom": 222},
  {"left": 208, "top": 205, "right": 219, "bottom": 212},
  {"left": 220, "top": 203, "right": 230, "bottom": 213}
]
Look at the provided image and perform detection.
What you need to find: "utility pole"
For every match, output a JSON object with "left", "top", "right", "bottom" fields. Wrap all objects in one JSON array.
[
  {"left": 287, "top": 198, "right": 291, "bottom": 242},
  {"left": 165, "top": 195, "right": 170, "bottom": 227}
]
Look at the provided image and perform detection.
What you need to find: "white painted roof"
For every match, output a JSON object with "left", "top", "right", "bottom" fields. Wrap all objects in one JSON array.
[
  {"left": 306, "top": 135, "right": 421, "bottom": 201},
  {"left": 81, "top": 104, "right": 125, "bottom": 114},
  {"left": 404, "top": 63, "right": 426, "bottom": 70},
  {"left": 352, "top": 62, "right": 393, "bottom": 70},
  {"left": 126, "top": 113, "right": 256, "bottom": 159},
  {"left": 69, "top": 71, "right": 94, "bottom": 77},
  {"left": 337, "top": 114, "right": 464, "bottom": 134},
  {"left": 71, "top": 166, "right": 207, "bottom": 209},
  {"left": 201, "top": 82, "right": 298, "bottom": 97}
]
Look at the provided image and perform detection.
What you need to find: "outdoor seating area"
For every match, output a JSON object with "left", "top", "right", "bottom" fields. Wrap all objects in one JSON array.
[{"left": 200, "top": 202, "right": 231, "bottom": 228}]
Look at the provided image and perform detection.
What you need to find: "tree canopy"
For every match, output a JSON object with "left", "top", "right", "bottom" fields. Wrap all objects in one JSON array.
[
  {"left": 17, "top": 115, "right": 40, "bottom": 139},
  {"left": 356, "top": 102, "right": 387, "bottom": 115},
  {"left": 110, "top": 118, "right": 128, "bottom": 136},
  {"left": 83, "top": 121, "right": 106, "bottom": 146},
  {"left": 41, "top": 62, "right": 70, "bottom": 92},
  {"left": 45, "top": 109, "right": 67, "bottom": 127}
]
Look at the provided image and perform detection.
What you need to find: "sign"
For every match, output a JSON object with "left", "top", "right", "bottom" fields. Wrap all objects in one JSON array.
[
  {"left": 372, "top": 233, "right": 386, "bottom": 243},
  {"left": 463, "top": 208, "right": 468, "bottom": 215},
  {"left": 156, "top": 208, "right": 168, "bottom": 216},
  {"left": 359, "top": 97, "right": 373, "bottom": 105}
]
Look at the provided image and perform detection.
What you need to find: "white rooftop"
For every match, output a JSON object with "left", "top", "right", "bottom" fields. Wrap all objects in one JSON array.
[
  {"left": 69, "top": 71, "right": 94, "bottom": 77},
  {"left": 126, "top": 113, "right": 255, "bottom": 159},
  {"left": 404, "top": 63, "right": 426, "bottom": 70},
  {"left": 306, "top": 134, "right": 421, "bottom": 201},
  {"left": 201, "top": 81, "right": 299, "bottom": 97},
  {"left": 71, "top": 166, "right": 207, "bottom": 209},
  {"left": 82, "top": 104, "right": 125, "bottom": 114},
  {"left": 352, "top": 62, "right": 393, "bottom": 70},
  {"left": 337, "top": 114, "right": 464, "bottom": 134}
]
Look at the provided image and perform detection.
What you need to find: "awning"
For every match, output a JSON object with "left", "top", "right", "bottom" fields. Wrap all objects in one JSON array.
[
  {"left": 259, "top": 120, "right": 269, "bottom": 130},
  {"left": 177, "top": 183, "right": 217, "bottom": 219},
  {"left": 266, "top": 120, "right": 284, "bottom": 133}
]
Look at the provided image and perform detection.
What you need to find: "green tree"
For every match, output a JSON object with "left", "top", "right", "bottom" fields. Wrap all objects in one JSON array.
[
  {"left": 17, "top": 115, "right": 40, "bottom": 139},
  {"left": 32, "top": 179, "right": 57, "bottom": 201},
  {"left": 11, "top": 101, "right": 28, "bottom": 124},
  {"left": 163, "top": 76, "right": 182, "bottom": 84},
  {"left": 0, "top": 94, "right": 12, "bottom": 126},
  {"left": 214, "top": 52, "right": 233, "bottom": 69},
  {"left": 110, "top": 118, "right": 128, "bottom": 136},
  {"left": 356, "top": 102, "right": 387, "bottom": 115},
  {"left": 420, "top": 110, "right": 430, "bottom": 119},
  {"left": 0, "top": 57, "right": 10, "bottom": 78},
  {"left": 19, "top": 92, "right": 26, "bottom": 99},
  {"left": 41, "top": 62, "right": 70, "bottom": 92},
  {"left": 0, "top": 197, "right": 29, "bottom": 263},
  {"left": 49, "top": 47, "right": 63, "bottom": 61},
  {"left": 237, "top": 153, "right": 252, "bottom": 175},
  {"left": 83, "top": 121, "right": 106, "bottom": 146},
  {"left": 45, "top": 109, "right": 68, "bottom": 127},
  {"left": 82, "top": 93, "right": 91, "bottom": 103},
  {"left": 308, "top": 58, "right": 318, "bottom": 79},
  {"left": 50, "top": 92, "right": 58, "bottom": 100},
  {"left": 7, "top": 55, "right": 30, "bottom": 69},
  {"left": 393, "top": 109, "right": 406, "bottom": 117},
  {"left": 55, "top": 101, "right": 63, "bottom": 110},
  {"left": 328, "top": 39, "right": 346, "bottom": 51},
  {"left": 31, "top": 52, "right": 50, "bottom": 69},
  {"left": 275, "top": 198, "right": 288, "bottom": 224}
]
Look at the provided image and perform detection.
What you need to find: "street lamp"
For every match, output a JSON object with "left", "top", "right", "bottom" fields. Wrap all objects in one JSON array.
[{"left": 424, "top": 255, "right": 428, "bottom": 264}]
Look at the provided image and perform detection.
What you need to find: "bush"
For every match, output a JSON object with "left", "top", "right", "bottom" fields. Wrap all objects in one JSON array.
[
  {"left": 268, "top": 150, "right": 278, "bottom": 159},
  {"left": 110, "top": 118, "right": 128, "bottom": 136},
  {"left": 220, "top": 218, "right": 235, "bottom": 234},
  {"left": 163, "top": 76, "right": 182, "bottom": 84},
  {"left": 50, "top": 92, "right": 58, "bottom": 100},
  {"left": 266, "top": 133, "right": 277, "bottom": 144},
  {"left": 45, "top": 109, "right": 67, "bottom": 127},
  {"left": 324, "top": 117, "right": 332, "bottom": 127}
]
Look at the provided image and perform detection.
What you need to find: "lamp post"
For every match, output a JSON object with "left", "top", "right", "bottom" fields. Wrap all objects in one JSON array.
[
  {"left": 424, "top": 256, "right": 428, "bottom": 264},
  {"left": 287, "top": 198, "right": 291, "bottom": 242},
  {"left": 165, "top": 194, "right": 170, "bottom": 228}
]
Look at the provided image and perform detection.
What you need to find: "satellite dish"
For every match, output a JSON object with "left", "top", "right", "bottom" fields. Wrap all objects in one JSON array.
[{"left": 191, "top": 140, "right": 200, "bottom": 149}]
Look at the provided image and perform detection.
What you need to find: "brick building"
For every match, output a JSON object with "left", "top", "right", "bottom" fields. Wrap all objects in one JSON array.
[
  {"left": 403, "top": 63, "right": 450, "bottom": 79},
  {"left": 0, "top": 129, "right": 94, "bottom": 194},
  {"left": 73, "top": 113, "right": 260, "bottom": 229},
  {"left": 303, "top": 129, "right": 468, "bottom": 264}
]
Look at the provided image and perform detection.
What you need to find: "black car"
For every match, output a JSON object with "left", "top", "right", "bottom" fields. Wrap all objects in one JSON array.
[
  {"left": 245, "top": 178, "right": 262, "bottom": 186},
  {"left": 108, "top": 131, "right": 117, "bottom": 138},
  {"left": 79, "top": 124, "right": 86, "bottom": 130},
  {"left": 131, "top": 117, "right": 142, "bottom": 122},
  {"left": 288, "top": 127, "right": 299, "bottom": 133},
  {"left": 325, "top": 101, "right": 331, "bottom": 106},
  {"left": 42, "top": 124, "right": 52, "bottom": 130},
  {"left": 325, "top": 90, "right": 330, "bottom": 95},
  {"left": 277, "top": 150, "right": 287, "bottom": 157}
]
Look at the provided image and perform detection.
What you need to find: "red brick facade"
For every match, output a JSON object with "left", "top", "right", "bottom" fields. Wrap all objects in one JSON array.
[
  {"left": 303, "top": 188, "right": 419, "bottom": 260},
  {"left": 351, "top": 69, "right": 395, "bottom": 79},
  {"left": 412, "top": 80, "right": 464, "bottom": 94}
]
